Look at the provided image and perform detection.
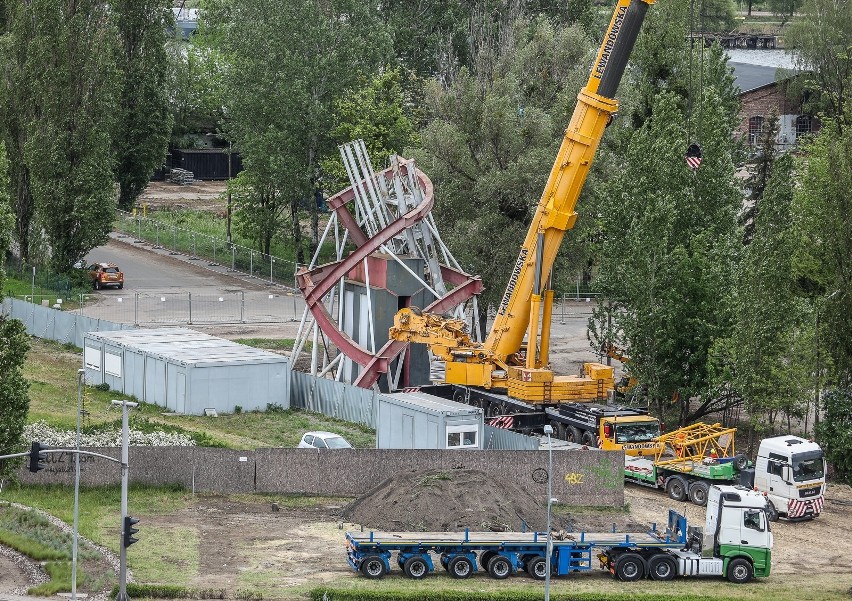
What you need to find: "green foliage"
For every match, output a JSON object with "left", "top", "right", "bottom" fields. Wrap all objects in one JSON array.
[
  {"left": 815, "top": 388, "right": 852, "bottom": 485},
  {"left": 322, "top": 68, "right": 418, "bottom": 192},
  {"left": 28, "top": 561, "right": 85, "bottom": 596},
  {"left": 784, "top": 0, "right": 852, "bottom": 122},
  {"left": 0, "top": 315, "right": 30, "bottom": 481},
  {"left": 0, "top": 506, "right": 72, "bottom": 560},
  {"left": 113, "top": 0, "right": 174, "bottom": 210},
  {"left": 202, "top": 0, "right": 392, "bottom": 262},
  {"left": 716, "top": 154, "right": 813, "bottom": 433},
  {"left": 11, "top": 0, "right": 120, "bottom": 270},
  {"left": 793, "top": 119, "right": 852, "bottom": 383},
  {"left": 593, "top": 82, "right": 742, "bottom": 425},
  {"left": 0, "top": 142, "right": 11, "bottom": 293},
  {"left": 114, "top": 584, "right": 236, "bottom": 599},
  {"left": 309, "top": 589, "right": 746, "bottom": 601},
  {"left": 414, "top": 17, "right": 594, "bottom": 311}
]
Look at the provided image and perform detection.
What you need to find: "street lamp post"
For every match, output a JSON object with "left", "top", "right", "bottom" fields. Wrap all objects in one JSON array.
[
  {"left": 543, "top": 424, "right": 554, "bottom": 601},
  {"left": 112, "top": 399, "right": 138, "bottom": 601},
  {"left": 71, "top": 369, "right": 85, "bottom": 601}
]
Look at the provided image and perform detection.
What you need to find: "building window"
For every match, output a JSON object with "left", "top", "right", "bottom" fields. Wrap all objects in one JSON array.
[
  {"left": 748, "top": 116, "right": 764, "bottom": 146},
  {"left": 795, "top": 115, "right": 812, "bottom": 139}
]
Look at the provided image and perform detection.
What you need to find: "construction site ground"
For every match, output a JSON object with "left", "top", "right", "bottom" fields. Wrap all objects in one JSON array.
[{"left": 2, "top": 478, "right": 852, "bottom": 601}]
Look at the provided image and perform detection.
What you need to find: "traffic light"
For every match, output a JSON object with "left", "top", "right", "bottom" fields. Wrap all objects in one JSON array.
[
  {"left": 28, "top": 442, "right": 47, "bottom": 473},
  {"left": 123, "top": 516, "right": 140, "bottom": 548}
]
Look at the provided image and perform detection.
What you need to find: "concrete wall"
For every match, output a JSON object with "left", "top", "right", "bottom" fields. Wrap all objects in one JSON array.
[{"left": 16, "top": 447, "right": 624, "bottom": 507}]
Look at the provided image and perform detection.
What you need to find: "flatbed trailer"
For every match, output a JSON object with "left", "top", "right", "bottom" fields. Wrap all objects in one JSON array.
[{"left": 345, "top": 485, "right": 772, "bottom": 584}]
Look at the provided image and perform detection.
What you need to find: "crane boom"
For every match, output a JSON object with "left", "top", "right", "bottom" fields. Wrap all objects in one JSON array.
[{"left": 390, "top": 0, "right": 654, "bottom": 402}]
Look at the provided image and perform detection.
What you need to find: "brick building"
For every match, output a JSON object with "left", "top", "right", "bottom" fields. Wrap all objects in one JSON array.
[{"left": 731, "top": 61, "right": 820, "bottom": 149}]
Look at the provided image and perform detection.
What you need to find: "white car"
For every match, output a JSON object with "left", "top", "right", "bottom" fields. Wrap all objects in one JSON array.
[{"left": 298, "top": 431, "right": 352, "bottom": 449}]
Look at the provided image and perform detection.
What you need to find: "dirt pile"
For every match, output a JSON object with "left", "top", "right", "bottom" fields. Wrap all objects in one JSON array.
[{"left": 342, "top": 468, "right": 547, "bottom": 532}]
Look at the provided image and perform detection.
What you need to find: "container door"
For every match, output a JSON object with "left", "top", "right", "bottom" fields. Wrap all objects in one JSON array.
[{"left": 176, "top": 372, "right": 187, "bottom": 414}]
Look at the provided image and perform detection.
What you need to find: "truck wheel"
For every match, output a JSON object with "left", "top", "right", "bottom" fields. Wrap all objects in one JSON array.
[
  {"left": 403, "top": 556, "right": 429, "bottom": 579},
  {"left": 726, "top": 557, "right": 753, "bottom": 584},
  {"left": 615, "top": 552, "right": 645, "bottom": 582},
  {"left": 480, "top": 550, "right": 496, "bottom": 570},
  {"left": 360, "top": 555, "right": 386, "bottom": 579},
  {"left": 648, "top": 555, "right": 676, "bottom": 581},
  {"left": 448, "top": 555, "right": 474, "bottom": 579},
  {"left": 766, "top": 501, "right": 779, "bottom": 522},
  {"left": 487, "top": 555, "right": 512, "bottom": 579},
  {"left": 688, "top": 481, "right": 710, "bottom": 506},
  {"left": 666, "top": 476, "right": 688, "bottom": 502},
  {"left": 581, "top": 430, "right": 596, "bottom": 447},
  {"left": 526, "top": 556, "right": 547, "bottom": 580},
  {"left": 567, "top": 426, "right": 582, "bottom": 444},
  {"left": 734, "top": 454, "right": 749, "bottom": 471}
]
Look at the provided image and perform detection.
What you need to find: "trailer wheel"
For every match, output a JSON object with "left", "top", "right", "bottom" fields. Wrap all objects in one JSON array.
[
  {"left": 403, "top": 556, "right": 429, "bottom": 579},
  {"left": 526, "top": 556, "right": 547, "bottom": 580},
  {"left": 487, "top": 555, "right": 512, "bottom": 579},
  {"left": 580, "top": 430, "right": 596, "bottom": 447},
  {"left": 360, "top": 555, "right": 387, "bottom": 579},
  {"left": 448, "top": 555, "right": 474, "bottom": 579},
  {"left": 666, "top": 476, "right": 688, "bottom": 502},
  {"left": 726, "top": 557, "right": 753, "bottom": 584},
  {"left": 648, "top": 555, "right": 676, "bottom": 581},
  {"left": 766, "top": 501, "right": 779, "bottom": 522},
  {"left": 688, "top": 481, "right": 710, "bottom": 506},
  {"left": 480, "top": 550, "right": 496, "bottom": 570},
  {"left": 566, "top": 426, "right": 582, "bottom": 444},
  {"left": 615, "top": 552, "right": 644, "bottom": 582}
]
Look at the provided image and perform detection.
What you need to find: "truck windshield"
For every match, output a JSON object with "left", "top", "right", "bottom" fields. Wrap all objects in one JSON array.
[
  {"left": 615, "top": 422, "right": 661, "bottom": 443},
  {"left": 792, "top": 451, "right": 825, "bottom": 482}
]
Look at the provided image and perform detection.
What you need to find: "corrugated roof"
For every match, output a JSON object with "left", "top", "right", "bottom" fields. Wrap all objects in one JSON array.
[
  {"left": 384, "top": 391, "right": 481, "bottom": 417},
  {"left": 730, "top": 61, "right": 795, "bottom": 94},
  {"left": 85, "top": 328, "right": 288, "bottom": 367}
]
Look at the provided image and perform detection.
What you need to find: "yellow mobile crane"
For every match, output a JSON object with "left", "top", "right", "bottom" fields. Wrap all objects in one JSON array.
[{"left": 391, "top": 0, "right": 655, "bottom": 407}]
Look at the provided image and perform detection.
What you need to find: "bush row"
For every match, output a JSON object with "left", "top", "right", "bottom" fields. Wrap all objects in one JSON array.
[{"left": 308, "top": 589, "right": 745, "bottom": 601}]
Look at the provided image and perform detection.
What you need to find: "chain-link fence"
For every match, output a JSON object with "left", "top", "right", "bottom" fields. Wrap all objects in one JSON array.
[{"left": 115, "top": 210, "right": 299, "bottom": 287}]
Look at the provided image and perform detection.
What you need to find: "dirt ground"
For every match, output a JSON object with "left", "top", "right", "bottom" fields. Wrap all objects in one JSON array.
[
  {"left": 3, "top": 479, "right": 852, "bottom": 600},
  {"left": 139, "top": 180, "right": 227, "bottom": 212}
]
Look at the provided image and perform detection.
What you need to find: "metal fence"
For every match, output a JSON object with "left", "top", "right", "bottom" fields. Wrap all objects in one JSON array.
[
  {"left": 115, "top": 210, "right": 299, "bottom": 287},
  {"left": 2, "top": 297, "right": 134, "bottom": 347},
  {"left": 291, "top": 370, "right": 376, "bottom": 427},
  {"left": 483, "top": 425, "right": 540, "bottom": 451},
  {"left": 13, "top": 290, "right": 304, "bottom": 326}
]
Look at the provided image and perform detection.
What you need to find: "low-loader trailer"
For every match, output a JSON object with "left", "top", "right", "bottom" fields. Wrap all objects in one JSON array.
[{"left": 346, "top": 485, "right": 772, "bottom": 584}]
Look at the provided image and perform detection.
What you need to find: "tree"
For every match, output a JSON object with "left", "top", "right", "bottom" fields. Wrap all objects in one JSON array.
[
  {"left": 593, "top": 84, "right": 742, "bottom": 425},
  {"left": 718, "top": 154, "right": 813, "bottom": 436},
  {"left": 202, "top": 0, "right": 391, "bottom": 262},
  {"left": 321, "top": 68, "right": 418, "bottom": 193},
  {"left": 412, "top": 16, "right": 595, "bottom": 313},
  {"left": 113, "top": 0, "right": 174, "bottom": 211},
  {"left": 784, "top": 0, "right": 852, "bottom": 124},
  {"left": 741, "top": 112, "right": 780, "bottom": 244},
  {"left": 792, "top": 119, "right": 852, "bottom": 385},
  {"left": 1, "top": 0, "right": 119, "bottom": 270},
  {"left": 0, "top": 141, "right": 30, "bottom": 483},
  {"left": 815, "top": 389, "right": 852, "bottom": 485}
]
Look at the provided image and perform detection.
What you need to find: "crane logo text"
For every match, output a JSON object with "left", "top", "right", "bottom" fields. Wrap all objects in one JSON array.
[
  {"left": 498, "top": 248, "right": 529, "bottom": 316},
  {"left": 593, "top": 5, "right": 628, "bottom": 79}
]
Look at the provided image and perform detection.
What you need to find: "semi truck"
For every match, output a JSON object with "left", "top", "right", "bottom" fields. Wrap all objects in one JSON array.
[
  {"left": 750, "top": 435, "right": 826, "bottom": 521},
  {"left": 346, "top": 484, "right": 772, "bottom": 584}
]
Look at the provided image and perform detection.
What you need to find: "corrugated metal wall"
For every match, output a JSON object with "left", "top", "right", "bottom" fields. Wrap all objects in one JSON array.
[
  {"left": 2, "top": 297, "right": 134, "bottom": 347},
  {"left": 483, "top": 425, "right": 541, "bottom": 450},
  {"left": 290, "top": 370, "right": 376, "bottom": 427}
]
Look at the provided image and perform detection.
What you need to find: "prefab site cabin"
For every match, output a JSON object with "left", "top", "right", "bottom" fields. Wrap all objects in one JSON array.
[
  {"left": 376, "top": 391, "right": 484, "bottom": 450},
  {"left": 83, "top": 328, "right": 290, "bottom": 415}
]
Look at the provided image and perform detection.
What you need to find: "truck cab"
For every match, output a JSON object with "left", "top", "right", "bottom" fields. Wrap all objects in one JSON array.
[
  {"left": 753, "top": 435, "right": 826, "bottom": 520},
  {"left": 598, "top": 414, "right": 664, "bottom": 455}
]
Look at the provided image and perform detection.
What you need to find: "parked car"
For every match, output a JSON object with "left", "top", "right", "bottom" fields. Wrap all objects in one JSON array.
[
  {"left": 297, "top": 431, "right": 352, "bottom": 449},
  {"left": 87, "top": 262, "right": 124, "bottom": 290}
]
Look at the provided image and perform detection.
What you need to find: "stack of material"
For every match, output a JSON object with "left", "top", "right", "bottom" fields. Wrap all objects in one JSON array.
[{"left": 169, "top": 168, "right": 195, "bottom": 185}]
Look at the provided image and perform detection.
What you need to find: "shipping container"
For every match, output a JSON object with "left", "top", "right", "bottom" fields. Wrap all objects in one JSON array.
[{"left": 376, "top": 391, "right": 483, "bottom": 450}]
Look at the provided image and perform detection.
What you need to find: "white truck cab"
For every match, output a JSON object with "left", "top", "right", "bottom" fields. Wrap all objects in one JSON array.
[{"left": 753, "top": 436, "right": 826, "bottom": 520}]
